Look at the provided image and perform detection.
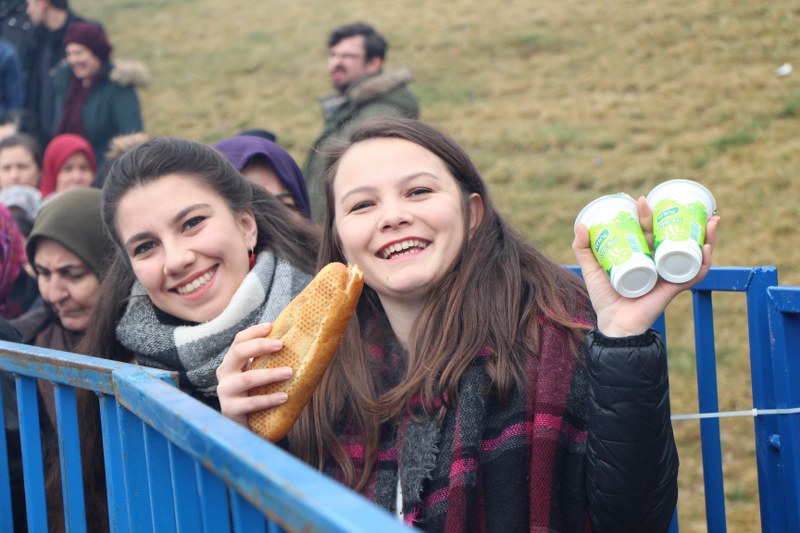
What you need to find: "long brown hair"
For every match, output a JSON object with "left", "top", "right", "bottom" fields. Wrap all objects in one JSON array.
[{"left": 289, "top": 117, "right": 591, "bottom": 489}]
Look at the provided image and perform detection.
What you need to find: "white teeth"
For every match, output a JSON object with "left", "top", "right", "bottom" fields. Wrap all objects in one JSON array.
[
  {"left": 381, "top": 239, "right": 429, "bottom": 259},
  {"left": 176, "top": 270, "right": 214, "bottom": 295}
]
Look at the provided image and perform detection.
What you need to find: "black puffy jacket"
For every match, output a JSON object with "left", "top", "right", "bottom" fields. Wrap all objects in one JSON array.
[{"left": 584, "top": 329, "right": 679, "bottom": 533}]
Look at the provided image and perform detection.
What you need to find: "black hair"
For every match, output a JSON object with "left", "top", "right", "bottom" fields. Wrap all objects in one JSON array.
[
  {"left": 328, "top": 22, "right": 387, "bottom": 61},
  {"left": 0, "top": 132, "right": 42, "bottom": 167}
]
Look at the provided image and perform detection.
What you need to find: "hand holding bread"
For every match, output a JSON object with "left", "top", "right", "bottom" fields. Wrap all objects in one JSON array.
[{"left": 247, "top": 262, "right": 364, "bottom": 442}]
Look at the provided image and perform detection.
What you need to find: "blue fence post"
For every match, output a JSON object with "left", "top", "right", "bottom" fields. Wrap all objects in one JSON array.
[
  {"left": 767, "top": 286, "right": 800, "bottom": 532},
  {"left": 691, "top": 289, "right": 726, "bottom": 532},
  {"left": 196, "top": 462, "right": 232, "bottom": 532},
  {"left": 143, "top": 425, "right": 177, "bottom": 532},
  {"left": 15, "top": 375, "right": 47, "bottom": 532},
  {"left": 98, "top": 394, "right": 130, "bottom": 532},
  {"left": 53, "top": 383, "right": 87, "bottom": 533},
  {"left": 743, "top": 268, "right": 783, "bottom": 532},
  {"left": 117, "top": 403, "right": 154, "bottom": 532},
  {"left": 0, "top": 373, "right": 14, "bottom": 533},
  {"left": 169, "top": 443, "right": 203, "bottom": 532}
]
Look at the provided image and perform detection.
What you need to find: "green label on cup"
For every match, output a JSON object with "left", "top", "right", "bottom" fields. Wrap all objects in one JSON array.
[
  {"left": 653, "top": 199, "right": 708, "bottom": 250},
  {"left": 588, "top": 211, "right": 652, "bottom": 275}
]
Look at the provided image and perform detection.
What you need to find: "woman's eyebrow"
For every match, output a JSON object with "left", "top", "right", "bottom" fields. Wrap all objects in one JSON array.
[{"left": 124, "top": 203, "right": 211, "bottom": 246}]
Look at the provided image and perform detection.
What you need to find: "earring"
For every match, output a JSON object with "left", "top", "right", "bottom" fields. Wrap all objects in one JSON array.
[{"left": 248, "top": 248, "right": 256, "bottom": 270}]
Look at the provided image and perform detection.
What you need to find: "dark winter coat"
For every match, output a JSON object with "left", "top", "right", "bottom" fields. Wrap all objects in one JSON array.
[
  {"left": 52, "top": 59, "right": 147, "bottom": 168},
  {"left": 304, "top": 68, "right": 420, "bottom": 222}
]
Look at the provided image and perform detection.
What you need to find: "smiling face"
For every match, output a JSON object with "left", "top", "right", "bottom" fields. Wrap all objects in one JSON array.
[
  {"left": 115, "top": 174, "right": 258, "bottom": 323},
  {"left": 56, "top": 152, "right": 93, "bottom": 191},
  {"left": 333, "top": 138, "right": 482, "bottom": 309},
  {"left": 65, "top": 43, "right": 103, "bottom": 81},
  {"left": 0, "top": 145, "right": 40, "bottom": 188},
  {"left": 34, "top": 239, "right": 100, "bottom": 332}
]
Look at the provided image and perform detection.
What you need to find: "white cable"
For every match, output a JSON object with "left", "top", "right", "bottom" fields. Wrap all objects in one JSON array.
[{"left": 671, "top": 407, "right": 800, "bottom": 421}]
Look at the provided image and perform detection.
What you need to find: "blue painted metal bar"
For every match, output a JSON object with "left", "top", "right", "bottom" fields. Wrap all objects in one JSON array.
[
  {"left": 267, "top": 519, "right": 287, "bottom": 533},
  {"left": 0, "top": 341, "right": 174, "bottom": 393},
  {"left": 230, "top": 488, "right": 265, "bottom": 532},
  {"left": 169, "top": 443, "right": 202, "bottom": 532},
  {"left": 15, "top": 375, "right": 47, "bottom": 532},
  {"left": 111, "top": 366, "right": 413, "bottom": 533},
  {"left": 0, "top": 373, "right": 14, "bottom": 533},
  {"left": 53, "top": 384, "right": 87, "bottom": 533},
  {"left": 117, "top": 402, "right": 154, "bottom": 532},
  {"left": 743, "top": 268, "right": 783, "bottom": 533},
  {"left": 691, "top": 290, "right": 726, "bottom": 532},
  {"left": 767, "top": 286, "right": 800, "bottom": 532},
  {"left": 197, "top": 461, "right": 232, "bottom": 533},
  {"left": 143, "top": 424, "right": 176, "bottom": 532},
  {"left": 98, "top": 394, "right": 129, "bottom": 533},
  {"left": 690, "top": 266, "right": 770, "bottom": 292}
]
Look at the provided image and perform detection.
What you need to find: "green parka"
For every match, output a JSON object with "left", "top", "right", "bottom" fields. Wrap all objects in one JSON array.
[{"left": 304, "top": 68, "right": 420, "bottom": 222}]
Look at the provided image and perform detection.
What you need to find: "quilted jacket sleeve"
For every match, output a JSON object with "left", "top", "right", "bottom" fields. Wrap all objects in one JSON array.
[{"left": 583, "top": 329, "right": 679, "bottom": 533}]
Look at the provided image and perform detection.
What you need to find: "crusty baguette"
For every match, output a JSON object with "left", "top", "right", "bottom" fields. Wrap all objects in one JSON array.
[{"left": 247, "top": 262, "right": 364, "bottom": 442}]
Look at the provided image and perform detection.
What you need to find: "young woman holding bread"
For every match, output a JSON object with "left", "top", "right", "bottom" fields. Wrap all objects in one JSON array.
[
  {"left": 79, "top": 137, "right": 320, "bottom": 408},
  {"left": 217, "top": 117, "right": 720, "bottom": 533}
]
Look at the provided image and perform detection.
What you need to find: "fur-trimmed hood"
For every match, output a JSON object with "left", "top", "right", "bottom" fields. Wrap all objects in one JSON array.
[
  {"left": 108, "top": 59, "right": 151, "bottom": 89},
  {"left": 349, "top": 68, "right": 414, "bottom": 105}
]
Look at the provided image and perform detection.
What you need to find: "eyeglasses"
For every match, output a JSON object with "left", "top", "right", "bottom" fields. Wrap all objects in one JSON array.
[{"left": 329, "top": 52, "right": 365, "bottom": 61}]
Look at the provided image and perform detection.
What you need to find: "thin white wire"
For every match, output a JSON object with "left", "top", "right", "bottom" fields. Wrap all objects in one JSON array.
[{"left": 671, "top": 407, "right": 800, "bottom": 421}]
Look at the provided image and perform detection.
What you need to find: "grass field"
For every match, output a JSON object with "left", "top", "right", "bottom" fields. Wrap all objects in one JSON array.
[{"left": 76, "top": 1, "right": 800, "bottom": 530}]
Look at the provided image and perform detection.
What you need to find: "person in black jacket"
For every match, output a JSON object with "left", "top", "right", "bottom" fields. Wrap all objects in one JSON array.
[{"left": 217, "top": 117, "right": 719, "bottom": 532}]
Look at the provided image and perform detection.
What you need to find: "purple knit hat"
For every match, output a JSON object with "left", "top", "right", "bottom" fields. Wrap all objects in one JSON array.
[
  {"left": 65, "top": 22, "right": 112, "bottom": 63},
  {"left": 213, "top": 136, "right": 312, "bottom": 219}
]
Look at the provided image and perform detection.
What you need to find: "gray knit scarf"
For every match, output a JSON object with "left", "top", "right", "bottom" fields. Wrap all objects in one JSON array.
[{"left": 116, "top": 252, "right": 312, "bottom": 400}]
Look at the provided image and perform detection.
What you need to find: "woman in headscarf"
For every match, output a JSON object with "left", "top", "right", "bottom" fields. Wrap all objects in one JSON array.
[
  {"left": 52, "top": 22, "right": 147, "bottom": 169},
  {"left": 0, "top": 203, "right": 38, "bottom": 319},
  {"left": 38, "top": 133, "right": 97, "bottom": 198},
  {"left": 12, "top": 187, "right": 112, "bottom": 353},
  {"left": 213, "top": 135, "right": 313, "bottom": 219},
  {"left": 10, "top": 187, "right": 115, "bottom": 532}
]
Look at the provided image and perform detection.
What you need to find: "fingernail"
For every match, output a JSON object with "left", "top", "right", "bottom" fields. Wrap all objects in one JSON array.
[
  {"left": 277, "top": 392, "right": 289, "bottom": 403},
  {"left": 280, "top": 367, "right": 293, "bottom": 378}
]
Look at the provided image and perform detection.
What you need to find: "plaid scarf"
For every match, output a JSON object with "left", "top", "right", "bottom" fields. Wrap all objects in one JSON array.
[
  {"left": 325, "top": 318, "right": 592, "bottom": 533},
  {"left": 116, "top": 252, "right": 311, "bottom": 400}
]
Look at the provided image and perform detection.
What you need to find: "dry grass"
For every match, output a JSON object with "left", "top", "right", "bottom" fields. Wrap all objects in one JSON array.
[{"left": 77, "top": 0, "right": 800, "bottom": 529}]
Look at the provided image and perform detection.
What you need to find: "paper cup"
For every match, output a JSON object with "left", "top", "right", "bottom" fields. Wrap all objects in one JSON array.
[
  {"left": 647, "top": 179, "right": 716, "bottom": 283},
  {"left": 575, "top": 193, "right": 657, "bottom": 298}
]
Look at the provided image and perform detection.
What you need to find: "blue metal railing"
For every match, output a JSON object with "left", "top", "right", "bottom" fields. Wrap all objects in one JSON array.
[
  {"left": 1, "top": 266, "right": 798, "bottom": 532},
  {"left": 0, "top": 343, "right": 413, "bottom": 532}
]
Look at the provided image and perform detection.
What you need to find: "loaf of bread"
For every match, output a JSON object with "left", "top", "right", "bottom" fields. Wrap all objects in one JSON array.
[{"left": 247, "top": 262, "right": 364, "bottom": 442}]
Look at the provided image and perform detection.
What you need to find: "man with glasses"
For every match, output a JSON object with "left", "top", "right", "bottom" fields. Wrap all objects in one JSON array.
[{"left": 304, "top": 22, "right": 420, "bottom": 223}]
